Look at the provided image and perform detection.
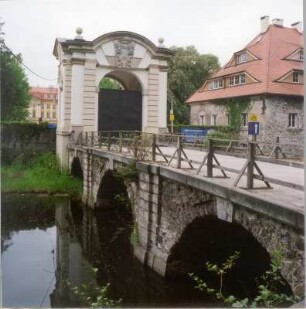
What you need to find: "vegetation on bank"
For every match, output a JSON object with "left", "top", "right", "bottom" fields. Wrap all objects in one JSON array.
[
  {"left": 189, "top": 250, "right": 300, "bottom": 308},
  {"left": 1, "top": 152, "right": 83, "bottom": 199}
]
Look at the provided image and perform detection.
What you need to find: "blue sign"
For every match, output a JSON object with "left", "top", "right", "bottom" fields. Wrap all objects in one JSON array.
[
  {"left": 47, "top": 123, "right": 57, "bottom": 129},
  {"left": 181, "top": 127, "right": 210, "bottom": 143},
  {"left": 248, "top": 122, "right": 259, "bottom": 135}
]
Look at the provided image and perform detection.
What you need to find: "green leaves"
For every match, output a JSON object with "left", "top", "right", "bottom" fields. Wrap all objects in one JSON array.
[
  {"left": 189, "top": 250, "right": 299, "bottom": 308},
  {"left": 99, "top": 77, "right": 122, "bottom": 90},
  {"left": 168, "top": 46, "right": 220, "bottom": 124},
  {"left": 1, "top": 50, "right": 30, "bottom": 121},
  {"left": 67, "top": 279, "right": 121, "bottom": 308}
]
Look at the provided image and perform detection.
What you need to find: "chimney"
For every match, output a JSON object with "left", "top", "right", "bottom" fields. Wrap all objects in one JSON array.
[
  {"left": 291, "top": 21, "right": 303, "bottom": 33},
  {"left": 261, "top": 16, "right": 270, "bottom": 33},
  {"left": 272, "top": 18, "right": 284, "bottom": 27}
]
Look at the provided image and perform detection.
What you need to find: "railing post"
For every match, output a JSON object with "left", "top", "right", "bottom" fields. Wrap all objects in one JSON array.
[
  {"left": 91, "top": 132, "right": 94, "bottom": 147},
  {"left": 85, "top": 132, "right": 88, "bottom": 146},
  {"left": 176, "top": 135, "right": 182, "bottom": 168},
  {"left": 207, "top": 138, "right": 213, "bottom": 177},
  {"left": 119, "top": 132, "right": 123, "bottom": 153},
  {"left": 107, "top": 132, "right": 111, "bottom": 151},
  {"left": 275, "top": 136, "right": 279, "bottom": 159},
  {"left": 152, "top": 134, "right": 156, "bottom": 161},
  {"left": 98, "top": 132, "right": 101, "bottom": 148},
  {"left": 247, "top": 142, "right": 255, "bottom": 189}
]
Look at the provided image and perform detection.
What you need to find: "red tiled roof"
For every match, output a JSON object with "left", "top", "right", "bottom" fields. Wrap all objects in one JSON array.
[
  {"left": 187, "top": 25, "right": 303, "bottom": 103},
  {"left": 29, "top": 87, "right": 58, "bottom": 100}
]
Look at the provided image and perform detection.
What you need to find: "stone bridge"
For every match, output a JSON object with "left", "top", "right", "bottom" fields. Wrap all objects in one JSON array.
[{"left": 68, "top": 144, "right": 304, "bottom": 296}]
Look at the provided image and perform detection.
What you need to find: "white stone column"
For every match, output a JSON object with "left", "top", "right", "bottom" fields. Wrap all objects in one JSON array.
[
  {"left": 71, "top": 62, "right": 85, "bottom": 132},
  {"left": 142, "top": 89, "right": 148, "bottom": 130},
  {"left": 158, "top": 70, "right": 168, "bottom": 129}
]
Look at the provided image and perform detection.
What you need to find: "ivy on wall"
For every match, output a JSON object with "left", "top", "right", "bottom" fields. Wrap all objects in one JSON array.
[{"left": 223, "top": 97, "right": 251, "bottom": 131}]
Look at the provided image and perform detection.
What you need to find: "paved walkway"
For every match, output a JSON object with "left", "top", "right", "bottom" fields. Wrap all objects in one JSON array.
[{"left": 156, "top": 146, "right": 304, "bottom": 214}]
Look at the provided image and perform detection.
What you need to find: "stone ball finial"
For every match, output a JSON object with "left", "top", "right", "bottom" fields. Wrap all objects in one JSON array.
[
  {"left": 75, "top": 27, "right": 83, "bottom": 39},
  {"left": 76, "top": 27, "right": 83, "bottom": 35},
  {"left": 158, "top": 37, "right": 165, "bottom": 47}
]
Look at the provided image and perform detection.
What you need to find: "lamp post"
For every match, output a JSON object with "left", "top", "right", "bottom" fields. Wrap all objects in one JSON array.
[{"left": 170, "top": 100, "right": 174, "bottom": 134}]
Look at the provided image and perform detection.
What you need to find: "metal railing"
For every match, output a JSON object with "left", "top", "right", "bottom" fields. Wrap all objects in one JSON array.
[{"left": 69, "top": 131, "right": 303, "bottom": 191}]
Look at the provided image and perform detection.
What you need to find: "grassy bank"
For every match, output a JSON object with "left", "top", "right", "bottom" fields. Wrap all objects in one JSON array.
[{"left": 1, "top": 152, "right": 83, "bottom": 199}]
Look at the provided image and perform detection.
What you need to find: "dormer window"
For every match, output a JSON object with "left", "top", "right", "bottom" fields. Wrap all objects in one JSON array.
[
  {"left": 299, "top": 50, "right": 303, "bottom": 61},
  {"left": 208, "top": 78, "right": 223, "bottom": 90},
  {"left": 229, "top": 74, "right": 246, "bottom": 86},
  {"left": 236, "top": 52, "right": 248, "bottom": 64},
  {"left": 293, "top": 72, "right": 300, "bottom": 83}
]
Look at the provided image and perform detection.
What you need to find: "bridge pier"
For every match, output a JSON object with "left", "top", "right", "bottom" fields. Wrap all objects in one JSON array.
[{"left": 134, "top": 163, "right": 168, "bottom": 276}]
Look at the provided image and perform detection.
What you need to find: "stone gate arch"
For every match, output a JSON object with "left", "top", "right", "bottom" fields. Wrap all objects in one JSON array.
[{"left": 53, "top": 30, "right": 173, "bottom": 166}]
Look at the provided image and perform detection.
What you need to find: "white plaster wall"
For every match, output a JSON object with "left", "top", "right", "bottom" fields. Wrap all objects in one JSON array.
[
  {"left": 71, "top": 64, "right": 84, "bottom": 126},
  {"left": 96, "top": 48, "right": 109, "bottom": 66},
  {"left": 101, "top": 41, "right": 114, "bottom": 56},
  {"left": 138, "top": 52, "right": 151, "bottom": 68}
]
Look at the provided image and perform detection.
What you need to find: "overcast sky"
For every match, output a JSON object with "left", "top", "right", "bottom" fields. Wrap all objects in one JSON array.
[{"left": 1, "top": 0, "right": 303, "bottom": 87}]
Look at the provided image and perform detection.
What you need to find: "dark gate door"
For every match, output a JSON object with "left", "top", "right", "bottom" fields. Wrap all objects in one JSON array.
[{"left": 98, "top": 89, "right": 142, "bottom": 131}]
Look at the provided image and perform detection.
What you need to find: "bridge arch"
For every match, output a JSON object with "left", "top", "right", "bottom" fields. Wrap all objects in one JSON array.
[
  {"left": 96, "top": 169, "right": 131, "bottom": 210},
  {"left": 165, "top": 215, "right": 292, "bottom": 299},
  {"left": 70, "top": 157, "right": 83, "bottom": 179}
]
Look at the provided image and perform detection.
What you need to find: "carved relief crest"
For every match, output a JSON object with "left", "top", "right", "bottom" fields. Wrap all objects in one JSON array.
[{"left": 114, "top": 38, "right": 135, "bottom": 68}]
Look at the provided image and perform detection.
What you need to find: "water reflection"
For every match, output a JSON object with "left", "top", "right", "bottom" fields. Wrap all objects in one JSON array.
[{"left": 1, "top": 194, "right": 211, "bottom": 308}]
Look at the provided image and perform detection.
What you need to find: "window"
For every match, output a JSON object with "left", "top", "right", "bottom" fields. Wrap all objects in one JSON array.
[
  {"left": 47, "top": 112, "right": 50, "bottom": 118},
  {"left": 241, "top": 113, "right": 248, "bottom": 127},
  {"left": 226, "top": 113, "right": 230, "bottom": 125},
  {"left": 52, "top": 112, "right": 56, "bottom": 119},
  {"left": 299, "top": 50, "right": 303, "bottom": 61},
  {"left": 211, "top": 114, "right": 217, "bottom": 126},
  {"left": 229, "top": 74, "right": 246, "bottom": 86},
  {"left": 208, "top": 79, "right": 223, "bottom": 90},
  {"left": 41, "top": 112, "right": 44, "bottom": 118},
  {"left": 240, "top": 74, "right": 245, "bottom": 84},
  {"left": 288, "top": 113, "right": 297, "bottom": 128},
  {"left": 293, "top": 72, "right": 299, "bottom": 83},
  {"left": 32, "top": 111, "right": 36, "bottom": 118},
  {"left": 236, "top": 52, "right": 248, "bottom": 64}
]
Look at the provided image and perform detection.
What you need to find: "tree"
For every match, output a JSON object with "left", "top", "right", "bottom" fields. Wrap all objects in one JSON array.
[
  {"left": 99, "top": 77, "right": 122, "bottom": 90},
  {"left": 0, "top": 22, "right": 30, "bottom": 121},
  {"left": 167, "top": 46, "right": 220, "bottom": 124}
]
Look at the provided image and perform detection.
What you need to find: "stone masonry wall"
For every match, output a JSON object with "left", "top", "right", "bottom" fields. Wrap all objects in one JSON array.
[
  {"left": 233, "top": 205, "right": 304, "bottom": 295},
  {"left": 190, "top": 95, "right": 303, "bottom": 158},
  {"left": 134, "top": 165, "right": 304, "bottom": 295},
  {"left": 239, "top": 96, "right": 304, "bottom": 157}
]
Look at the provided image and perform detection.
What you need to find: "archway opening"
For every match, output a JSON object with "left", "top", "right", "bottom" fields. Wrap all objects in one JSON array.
[
  {"left": 166, "top": 215, "right": 292, "bottom": 301},
  {"left": 71, "top": 157, "right": 83, "bottom": 180},
  {"left": 99, "top": 76, "right": 124, "bottom": 90},
  {"left": 98, "top": 71, "right": 142, "bottom": 131},
  {"left": 96, "top": 170, "right": 131, "bottom": 210}
]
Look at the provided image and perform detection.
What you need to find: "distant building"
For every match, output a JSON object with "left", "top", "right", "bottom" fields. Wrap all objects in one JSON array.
[
  {"left": 28, "top": 86, "right": 58, "bottom": 124},
  {"left": 187, "top": 17, "right": 303, "bottom": 146}
]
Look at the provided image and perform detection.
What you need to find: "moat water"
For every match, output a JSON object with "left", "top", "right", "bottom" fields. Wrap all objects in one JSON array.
[{"left": 1, "top": 194, "right": 215, "bottom": 308}]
